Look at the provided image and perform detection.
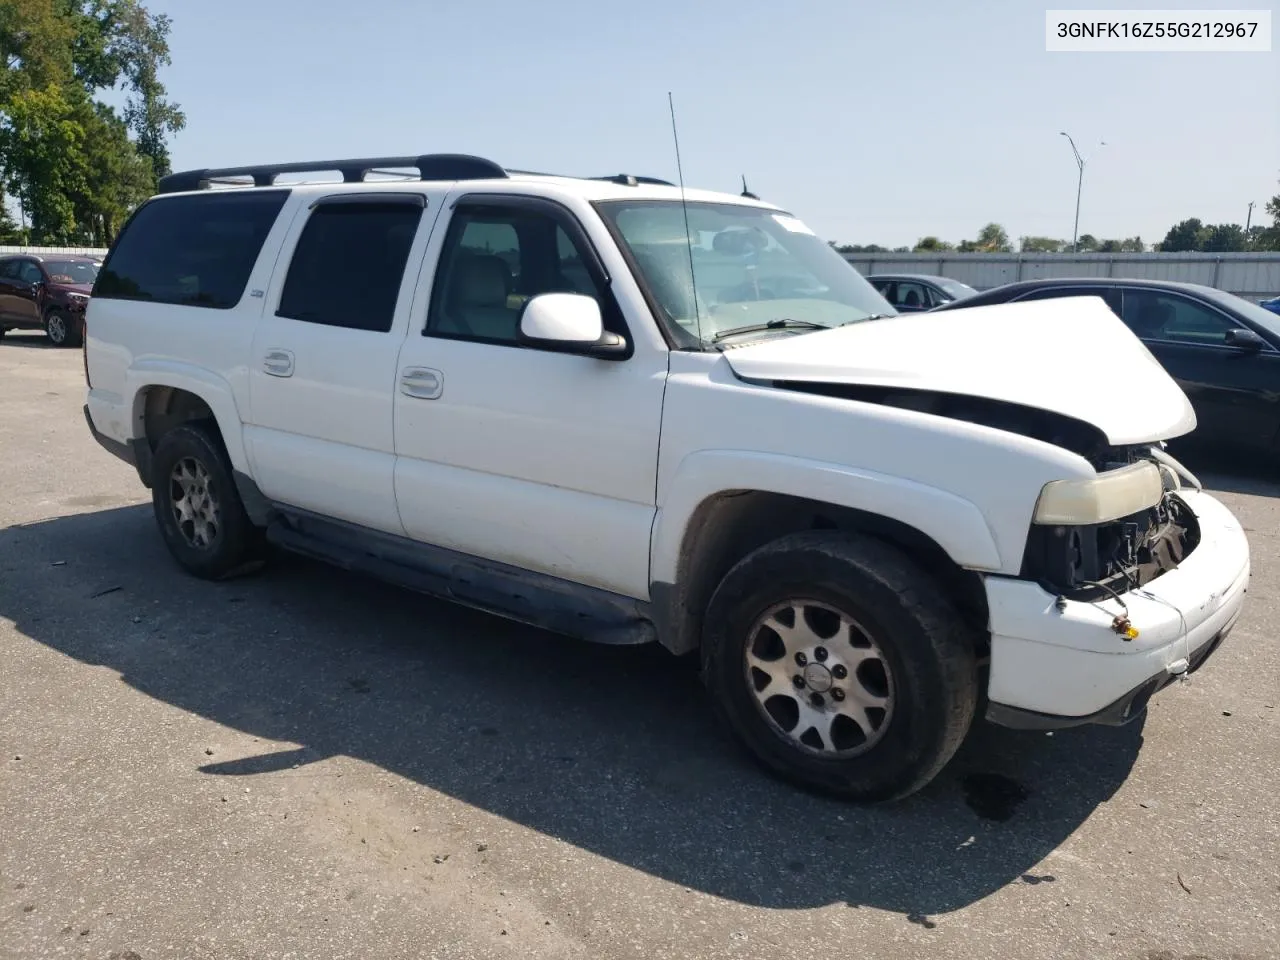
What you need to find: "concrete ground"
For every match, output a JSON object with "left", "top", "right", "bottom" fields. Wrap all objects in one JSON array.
[{"left": 1, "top": 330, "right": 1277, "bottom": 960}]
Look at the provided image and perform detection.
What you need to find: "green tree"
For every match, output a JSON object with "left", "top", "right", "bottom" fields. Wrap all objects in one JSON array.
[
  {"left": 1019, "top": 236, "right": 1064, "bottom": 253},
  {"left": 1201, "top": 223, "right": 1247, "bottom": 252},
  {"left": 1160, "top": 218, "right": 1208, "bottom": 252},
  {"left": 0, "top": 84, "right": 86, "bottom": 242},
  {"left": 913, "top": 235, "right": 954, "bottom": 252},
  {"left": 974, "top": 222, "right": 1011, "bottom": 252},
  {"left": 0, "top": 0, "right": 182, "bottom": 242},
  {"left": 1119, "top": 236, "right": 1145, "bottom": 252}
]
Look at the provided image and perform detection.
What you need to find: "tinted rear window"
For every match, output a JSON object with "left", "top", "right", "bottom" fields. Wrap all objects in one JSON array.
[
  {"left": 94, "top": 190, "right": 290, "bottom": 308},
  {"left": 276, "top": 201, "right": 423, "bottom": 333}
]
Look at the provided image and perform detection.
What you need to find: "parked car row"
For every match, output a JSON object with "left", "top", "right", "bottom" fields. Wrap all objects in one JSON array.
[
  {"left": 0, "top": 254, "right": 100, "bottom": 346},
  {"left": 925, "top": 277, "right": 1280, "bottom": 458}
]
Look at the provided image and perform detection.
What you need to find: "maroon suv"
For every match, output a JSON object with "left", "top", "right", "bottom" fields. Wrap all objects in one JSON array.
[{"left": 0, "top": 254, "right": 100, "bottom": 347}]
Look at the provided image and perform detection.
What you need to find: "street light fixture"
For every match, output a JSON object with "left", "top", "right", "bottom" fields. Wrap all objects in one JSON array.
[{"left": 1060, "top": 132, "right": 1106, "bottom": 253}]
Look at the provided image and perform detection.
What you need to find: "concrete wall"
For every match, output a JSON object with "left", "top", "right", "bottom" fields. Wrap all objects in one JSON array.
[
  {"left": 842, "top": 252, "right": 1280, "bottom": 302},
  {"left": 0, "top": 245, "right": 110, "bottom": 258}
]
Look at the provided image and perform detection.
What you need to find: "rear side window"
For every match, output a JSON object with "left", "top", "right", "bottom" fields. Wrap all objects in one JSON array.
[
  {"left": 276, "top": 201, "right": 424, "bottom": 333},
  {"left": 94, "top": 191, "right": 289, "bottom": 309}
]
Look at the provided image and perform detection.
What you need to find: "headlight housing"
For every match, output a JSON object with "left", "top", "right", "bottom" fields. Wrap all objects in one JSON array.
[{"left": 1032, "top": 461, "right": 1164, "bottom": 525}]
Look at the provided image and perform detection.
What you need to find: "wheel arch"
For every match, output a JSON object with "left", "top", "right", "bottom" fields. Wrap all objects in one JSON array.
[
  {"left": 127, "top": 363, "right": 248, "bottom": 472},
  {"left": 648, "top": 452, "right": 1000, "bottom": 656}
]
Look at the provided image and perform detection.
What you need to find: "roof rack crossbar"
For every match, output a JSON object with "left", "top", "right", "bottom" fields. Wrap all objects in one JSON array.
[{"left": 157, "top": 153, "right": 509, "bottom": 194}]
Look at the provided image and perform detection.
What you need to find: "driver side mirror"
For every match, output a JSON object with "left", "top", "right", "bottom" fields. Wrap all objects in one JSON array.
[
  {"left": 517, "top": 293, "right": 629, "bottom": 360},
  {"left": 1225, "top": 327, "right": 1266, "bottom": 351}
]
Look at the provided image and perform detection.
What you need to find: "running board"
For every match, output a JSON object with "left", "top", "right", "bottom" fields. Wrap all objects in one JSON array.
[{"left": 264, "top": 509, "right": 655, "bottom": 646}]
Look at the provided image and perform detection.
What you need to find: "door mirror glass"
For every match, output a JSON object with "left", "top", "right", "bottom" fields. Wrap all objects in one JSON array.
[
  {"left": 1225, "top": 327, "right": 1266, "bottom": 351},
  {"left": 518, "top": 293, "right": 628, "bottom": 358}
]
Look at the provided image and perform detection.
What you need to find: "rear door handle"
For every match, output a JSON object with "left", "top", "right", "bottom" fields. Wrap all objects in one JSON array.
[
  {"left": 400, "top": 366, "right": 442, "bottom": 399},
  {"left": 263, "top": 348, "right": 295, "bottom": 378}
]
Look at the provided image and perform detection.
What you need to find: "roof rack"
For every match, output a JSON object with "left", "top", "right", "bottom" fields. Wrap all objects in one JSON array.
[
  {"left": 158, "top": 155, "right": 678, "bottom": 194},
  {"left": 157, "top": 154, "right": 509, "bottom": 194}
]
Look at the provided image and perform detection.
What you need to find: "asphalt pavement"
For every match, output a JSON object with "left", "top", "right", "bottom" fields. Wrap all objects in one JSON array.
[{"left": 2, "top": 330, "right": 1278, "bottom": 960}]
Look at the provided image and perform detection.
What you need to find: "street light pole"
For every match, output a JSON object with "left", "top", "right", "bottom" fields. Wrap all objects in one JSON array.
[
  {"left": 1246, "top": 201, "right": 1255, "bottom": 247},
  {"left": 1060, "top": 132, "right": 1104, "bottom": 253}
]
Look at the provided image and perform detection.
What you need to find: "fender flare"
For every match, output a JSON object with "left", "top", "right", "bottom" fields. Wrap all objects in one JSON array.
[
  {"left": 126, "top": 360, "right": 251, "bottom": 475},
  {"left": 649, "top": 449, "right": 1004, "bottom": 587}
]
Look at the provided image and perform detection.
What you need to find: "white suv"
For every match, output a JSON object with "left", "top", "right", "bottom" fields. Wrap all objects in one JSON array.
[{"left": 81, "top": 153, "right": 1250, "bottom": 802}]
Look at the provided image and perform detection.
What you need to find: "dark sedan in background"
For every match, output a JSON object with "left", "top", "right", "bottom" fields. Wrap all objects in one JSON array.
[
  {"left": 0, "top": 254, "right": 98, "bottom": 347},
  {"left": 932, "top": 277, "right": 1280, "bottom": 458},
  {"left": 866, "top": 273, "right": 978, "bottom": 312}
]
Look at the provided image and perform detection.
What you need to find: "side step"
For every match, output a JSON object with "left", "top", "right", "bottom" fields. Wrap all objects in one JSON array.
[{"left": 265, "top": 511, "right": 655, "bottom": 646}]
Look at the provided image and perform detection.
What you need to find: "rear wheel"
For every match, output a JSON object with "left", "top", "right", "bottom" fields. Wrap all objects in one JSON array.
[
  {"left": 702, "top": 531, "right": 978, "bottom": 802},
  {"left": 151, "top": 422, "right": 262, "bottom": 579}
]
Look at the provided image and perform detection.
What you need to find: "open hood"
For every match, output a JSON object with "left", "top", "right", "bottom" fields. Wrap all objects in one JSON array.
[{"left": 722, "top": 296, "right": 1195, "bottom": 446}]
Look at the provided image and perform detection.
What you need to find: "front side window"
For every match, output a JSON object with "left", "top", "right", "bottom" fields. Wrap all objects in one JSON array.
[
  {"left": 277, "top": 200, "right": 424, "bottom": 333},
  {"left": 17, "top": 261, "right": 44, "bottom": 284},
  {"left": 934, "top": 278, "right": 977, "bottom": 301},
  {"left": 95, "top": 190, "right": 289, "bottom": 308},
  {"left": 427, "top": 204, "right": 607, "bottom": 344},
  {"left": 1121, "top": 290, "right": 1233, "bottom": 345},
  {"left": 892, "top": 281, "right": 929, "bottom": 309},
  {"left": 596, "top": 200, "right": 894, "bottom": 347}
]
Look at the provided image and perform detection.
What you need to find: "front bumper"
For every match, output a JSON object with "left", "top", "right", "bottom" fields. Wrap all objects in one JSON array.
[{"left": 983, "top": 490, "right": 1249, "bottom": 728}]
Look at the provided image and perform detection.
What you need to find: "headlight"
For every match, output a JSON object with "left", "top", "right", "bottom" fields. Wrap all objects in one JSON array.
[
  {"left": 68, "top": 292, "right": 89, "bottom": 300},
  {"left": 1032, "top": 461, "right": 1164, "bottom": 525}
]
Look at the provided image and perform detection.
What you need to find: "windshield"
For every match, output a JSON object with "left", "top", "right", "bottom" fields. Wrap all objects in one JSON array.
[
  {"left": 595, "top": 200, "right": 896, "bottom": 346},
  {"left": 43, "top": 260, "right": 99, "bottom": 284},
  {"left": 1200, "top": 287, "right": 1280, "bottom": 340},
  {"left": 935, "top": 278, "right": 977, "bottom": 300}
]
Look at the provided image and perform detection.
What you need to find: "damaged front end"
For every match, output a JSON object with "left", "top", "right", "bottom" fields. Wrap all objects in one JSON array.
[
  {"left": 772, "top": 381, "right": 1202, "bottom": 600},
  {"left": 1020, "top": 470, "right": 1201, "bottom": 600}
]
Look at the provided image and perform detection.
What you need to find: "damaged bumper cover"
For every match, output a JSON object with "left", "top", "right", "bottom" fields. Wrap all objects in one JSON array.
[{"left": 983, "top": 489, "right": 1249, "bottom": 728}]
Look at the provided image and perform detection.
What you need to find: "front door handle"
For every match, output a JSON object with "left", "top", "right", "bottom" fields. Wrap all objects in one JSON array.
[
  {"left": 400, "top": 366, "right": 443, "bottom": 399},
  {"left": 263, "top": 348, "right": 295, "bottom": 378}
]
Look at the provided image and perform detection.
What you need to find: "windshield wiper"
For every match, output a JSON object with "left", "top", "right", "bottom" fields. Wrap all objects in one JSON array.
[
  {"left": 711, "top": 318, "right": 828, "bottom": 342},
  {"left": 836, "top": 313, "right": 891, "bottom": 326}
]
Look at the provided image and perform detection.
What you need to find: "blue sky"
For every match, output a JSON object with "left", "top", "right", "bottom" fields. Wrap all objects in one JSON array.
[{"left": 144, "top": 0, "right": 1277, "bottom": 249}]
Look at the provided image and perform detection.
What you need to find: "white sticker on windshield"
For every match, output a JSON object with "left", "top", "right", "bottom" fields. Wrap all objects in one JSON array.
[{"left": 772, "top": 214, "right": 815, "bottom": 235}]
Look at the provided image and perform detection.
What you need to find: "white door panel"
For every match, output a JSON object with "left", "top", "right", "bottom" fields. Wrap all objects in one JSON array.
[
  {"left": 245, "top": 191, "right": 440, "bottom": 536},
  {"left": 244, "top": 424, "right": 402, "bottom": 533},
  {"left": 391, "top": 194, "right": 667, "bottom": 600},
  {"left": 394, "top": 338, "right": 664, "bottom": 597},
  {"left": 395, "top": 454, "right": 655, "bottom": 594}
]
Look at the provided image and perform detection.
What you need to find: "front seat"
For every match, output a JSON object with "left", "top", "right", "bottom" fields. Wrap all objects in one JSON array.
[
  {"left": 441, "top": 253, "right": 516, "bottom": 339},
  {"left": 902, "top": 288, "right": 922, "bottom": 309}
]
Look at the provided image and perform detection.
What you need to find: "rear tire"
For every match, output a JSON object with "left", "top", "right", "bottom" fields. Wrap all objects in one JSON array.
[
  {"left": 151, "top": 422, "right": 262, "bottom": 580},
  {"left": 701, "top": 531, "right": 978, "bottom": 803}
]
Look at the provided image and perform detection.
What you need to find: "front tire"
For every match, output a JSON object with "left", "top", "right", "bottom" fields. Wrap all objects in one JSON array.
[
  {"left": 702, "top": 532, "right": 978, "bottom": 803},
  {"left": 151, "top": 423, "right": 261, "bottom": 579},
  {"left": 44, "top": 309, "right": 81, "bottom": 347}
]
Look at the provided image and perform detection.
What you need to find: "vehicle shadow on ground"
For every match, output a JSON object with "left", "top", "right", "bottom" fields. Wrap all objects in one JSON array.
[
  {"left": 0, "top": 505, "right": 1147, "bottom": 920},
  {"left": 0, "top": 332, "right": 57, "bottom": 349}
]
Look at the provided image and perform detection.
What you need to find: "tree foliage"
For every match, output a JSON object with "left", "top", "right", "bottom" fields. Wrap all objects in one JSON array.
[{"left": 0, "top": 0, "right": 182, "bottom": 243}]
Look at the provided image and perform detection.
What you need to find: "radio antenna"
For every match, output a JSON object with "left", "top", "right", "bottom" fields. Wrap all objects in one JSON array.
[{"left": 668, "top": 92, "right": 702, "bottom": 343}]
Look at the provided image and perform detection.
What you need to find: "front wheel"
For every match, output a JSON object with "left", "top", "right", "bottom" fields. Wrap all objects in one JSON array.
[
  {"left": 702, "top": 532, "right": 978, "bottom": 802},
  {"left": 44, "top": 309, "right": 81, "bottom": 347}
]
